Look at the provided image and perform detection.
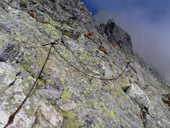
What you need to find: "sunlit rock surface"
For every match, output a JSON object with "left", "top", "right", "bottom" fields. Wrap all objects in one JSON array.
[{"left": 0, "top": 0, "right": 170, "bottom": 128}]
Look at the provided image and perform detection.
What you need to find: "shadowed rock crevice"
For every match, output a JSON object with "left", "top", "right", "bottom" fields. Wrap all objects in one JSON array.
[{"left": 0, "top": 43, "right": 19, "bottom": 62}]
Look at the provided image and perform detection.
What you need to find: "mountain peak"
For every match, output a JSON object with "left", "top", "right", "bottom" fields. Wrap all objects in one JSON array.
[{"left": 0, "top": 0, "right": 169, "bottom": 128}]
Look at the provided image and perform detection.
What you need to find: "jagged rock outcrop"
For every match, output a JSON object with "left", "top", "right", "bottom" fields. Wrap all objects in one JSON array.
[
  {"left": 0, "top": 0, "right": 170, "bottom": 128},
  {"left": 98, "top": 19, "right": 133, "bottom": 55}
]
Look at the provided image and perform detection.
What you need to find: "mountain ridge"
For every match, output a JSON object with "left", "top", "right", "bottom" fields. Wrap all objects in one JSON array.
[{"left": 0, "top": 0, "right": 170, "bottom": 128}]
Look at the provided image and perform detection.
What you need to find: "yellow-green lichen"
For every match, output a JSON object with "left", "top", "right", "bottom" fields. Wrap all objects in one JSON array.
[
  {"left": 119, "top": 76, "right": 130, "bottom": 90},
  {"left": 63, "top": 31, "right": 73, "bottom": 38},
  {"left": 94, "top": 122, "right": 102, "bottom": 128},
  {"left": 87, "top": 99, "right": 95, "bottom": 108},
  {"left": 91, "top": 79, "right": 101, "bottom": 91},
  {"left": 22, "top": 45, "right": 47, "bottom": 80},
  {"left": 64, "top": 111, "right": 76, "bottom": 120},
  {"left": 62, "top": 23, "right": 74, "bottom": 31},
  {"left": 103, "top": 108, "right": 115, "bottom": 119},
  {"left": 122, "top": 95, "right": 129, "bottom": 100},
  {"left": 44, "top": 13, "right": 61, "bottom": 29},
  {"left": 111, "top": 87, "right": 123, "bottom": 97},
  {"left": 45, "top": 23, "right": 56, "bottom": 31},
  {"left": 22, "top": 62, "right": 46, "bottom": 88},
  {"left": 0, "top": 86, "right": 9, "bottom": 94},
  {"left": 15, "top": 35, "right": 28, "bottom": 43},
  {"left": 81, "top": 84, "right": 94, "bottom": 96},
  {"left": 61, "top": 86, "right": 70, "bottom": 101},
  {"left": 37, "top": 80, "right": 46, "bottom": 87},
  {"left": 35, "top": 109, "right": 42, "bottom": 118},
  {"left": 76, "top": 101, "right": 83, "bottom": 111},
  {"left": 60, "top": 76, "right": 65, "bottom": 85},
  {"left": 43, "top": 23, "right": 61, "bottom": 40},
  {"left": 57, "top": 45, "right": 69, "bottom": 60},
  {"left": 62, "top": 111, "right": 82, "bottom": 128},
  {"left": 100, "top": 103, "right": 115, "bottom": 119},
  {"left": 25, "top": 108, "right": 34, "bottom": 117},
  {"left": 103, "top": 84, "right": 110, "bottom": 92},
  {"left": 49, "top": 99, "right": 56, "bottom": 106},
  {"left": 65, "top": 121, "right": 82, "bottom": 128},
  {"left": 23, "top": 63, "right": 37, "bottom": 78},
  {"left": 79, "top": 51, "right": 93, "bottom": 65}
]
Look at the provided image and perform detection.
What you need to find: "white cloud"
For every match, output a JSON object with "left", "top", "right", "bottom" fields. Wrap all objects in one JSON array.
[{"left": 94, "top": 8, "right": 170, "bottom": 83}]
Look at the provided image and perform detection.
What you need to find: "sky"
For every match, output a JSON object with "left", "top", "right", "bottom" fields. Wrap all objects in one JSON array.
[{"left": 82, "top": 0, "right": 170, "bottom": 83}]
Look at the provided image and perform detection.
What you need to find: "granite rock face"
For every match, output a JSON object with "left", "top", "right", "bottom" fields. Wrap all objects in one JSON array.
[{"left": 0, "top": 0, "right": 170, "bottom": 128}]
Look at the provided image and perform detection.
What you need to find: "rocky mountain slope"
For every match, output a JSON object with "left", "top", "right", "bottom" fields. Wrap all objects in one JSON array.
[{"left": 0, "top": 0, "right": 170, "bottom": 128}]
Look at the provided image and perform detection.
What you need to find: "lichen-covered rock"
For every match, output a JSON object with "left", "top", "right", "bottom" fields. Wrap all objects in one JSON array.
[
  {"left": 126, "top": 83, "right": 150, "bottom": 109},
  {"left": 32, "top": 100, "right": 63, "bottom": 128},
  {"left": 0, "top": 0, "right": 170, "bottom": 128}
]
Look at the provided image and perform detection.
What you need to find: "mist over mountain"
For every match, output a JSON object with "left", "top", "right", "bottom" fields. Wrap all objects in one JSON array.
[{"left": 83, "top": 0, "right": 170, "bottom": 83}]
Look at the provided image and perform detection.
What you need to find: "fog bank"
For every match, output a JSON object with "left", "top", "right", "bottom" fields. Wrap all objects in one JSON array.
[{"left": 89, "top": 1, "right": 170, "bottom": 83}]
